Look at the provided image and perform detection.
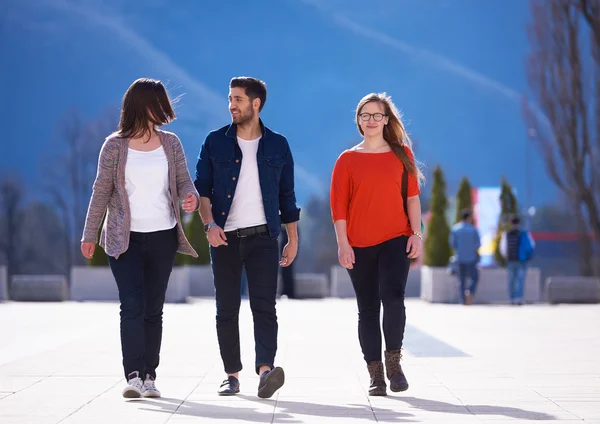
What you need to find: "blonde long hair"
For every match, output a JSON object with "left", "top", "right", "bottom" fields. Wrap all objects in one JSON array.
[{"left": 355, "top": 92, "right": 425, "bottom": 187}]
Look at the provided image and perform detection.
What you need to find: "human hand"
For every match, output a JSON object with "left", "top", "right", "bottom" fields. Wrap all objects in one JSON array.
[
  {"left": 338, "top": 242, "right": 355, "bottom": 269},
  {"left": 81, "top": 242, "right": 96, "bottom": 259},
  {"left": 182, "top": 193, "right": 198, "bottom": 212}
]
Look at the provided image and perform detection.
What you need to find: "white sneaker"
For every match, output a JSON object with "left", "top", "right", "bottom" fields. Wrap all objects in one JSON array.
[
  {"left": 122, "top": 371, "right": 144, "bottom": 398},
  {"left": 142, "top": 374, "right": 161, "bottom": 398}
]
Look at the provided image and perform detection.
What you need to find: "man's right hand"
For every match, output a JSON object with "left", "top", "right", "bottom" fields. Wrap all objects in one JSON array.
[{"left": 207, "top": 225, "right": 228, "bottom": 247}]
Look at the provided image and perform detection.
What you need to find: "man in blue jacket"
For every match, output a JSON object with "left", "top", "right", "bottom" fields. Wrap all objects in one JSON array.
[
  {"left": 194, "top": 77, "right": 300, "bottom": 398},
  {"left": 499, "top": 215, "right": 535, "bottom": 305},
  {"left": 450, "top": 209, "right": 481, "bottom": 305}
]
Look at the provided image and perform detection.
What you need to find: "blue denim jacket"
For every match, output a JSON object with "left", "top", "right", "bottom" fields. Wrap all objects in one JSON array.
[
  {"left": 194, "top": 120, "right": 300, "bottom": 239},
  {"left": 450, "top": 221, "right": 481, "bottom": 264}
]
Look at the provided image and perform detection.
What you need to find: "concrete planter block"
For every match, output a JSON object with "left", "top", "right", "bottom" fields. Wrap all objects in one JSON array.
[
  {"left": 0, "top": 266, "right": 7, "bottom": 301},
  {"left": 11, "top": 275, "right": 69, "bottom": 302},
  {"left": 71, "top": 266, "right": 190, "bottom": 303},
  {"left": 405, "top": 265, "right": 422, "bottom": 298},
  {"left": 187, "top": 265, "right": 215, "bottom": 297},
  {"left": 294, "top": 273, "right": 329, "bottom": 299},
  {"left": 473, "top": 267, "right": 541, "bottom": 304},
  {"left": 546, "top": 276, "right": 600, "bottom": 304},
  {"left": 71, "top": 267, "right": 118, "bottom": 301},
  {"left": 165, "top": 266, "right": 190, "bottom": 303},
  {"left": 421, "top": 266, "right": 542, "bottom": 304},
  {"left": 330, "top": 265, "right": 355, "bottom": 298},
  {"left": 420, "top": 266, "right": 460, "bottom": 303}
]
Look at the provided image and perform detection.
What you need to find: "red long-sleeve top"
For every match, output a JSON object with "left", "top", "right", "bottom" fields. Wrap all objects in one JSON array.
[{"left": 330, "top": 148, "right": 420, "bottom": 248}]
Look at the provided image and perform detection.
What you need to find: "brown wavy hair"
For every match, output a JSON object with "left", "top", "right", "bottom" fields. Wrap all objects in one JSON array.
[
  {"left": 355, "top": 92, "right": 425, "bottom": 187},
  {"left": 117, "top": 78, "right": 176, "bottom": 142}
]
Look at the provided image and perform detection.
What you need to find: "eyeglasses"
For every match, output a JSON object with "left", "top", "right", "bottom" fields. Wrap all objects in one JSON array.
[{"left": 359, "top": 113, "right": 386, "bottom": 122}]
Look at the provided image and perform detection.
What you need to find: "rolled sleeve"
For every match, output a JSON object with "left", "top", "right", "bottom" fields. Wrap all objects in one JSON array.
[{"left": 279, "top": 140, "right": 300, "bottom": 223}]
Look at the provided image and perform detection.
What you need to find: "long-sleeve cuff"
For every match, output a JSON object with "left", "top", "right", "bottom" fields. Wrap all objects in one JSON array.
[{"left": 280, "top": 207, "right": 301, "bottom": 224}]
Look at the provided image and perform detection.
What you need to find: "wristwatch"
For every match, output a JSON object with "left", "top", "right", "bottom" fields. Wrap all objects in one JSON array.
[
  {"left": 413, "top": 231, "right": 423, "bottom": 240},
  {"left": 204, "top": 222, "right": 217, "bottom": 232}
]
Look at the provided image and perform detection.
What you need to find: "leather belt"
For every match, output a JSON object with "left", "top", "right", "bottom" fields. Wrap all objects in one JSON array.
[{"left": 229, "top": 224, "right": 269, "bottom": 238}]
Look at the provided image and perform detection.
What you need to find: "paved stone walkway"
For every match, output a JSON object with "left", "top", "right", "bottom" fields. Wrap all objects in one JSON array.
[{"left": 1, "top": 298, "right": 599, "bottom": 423}]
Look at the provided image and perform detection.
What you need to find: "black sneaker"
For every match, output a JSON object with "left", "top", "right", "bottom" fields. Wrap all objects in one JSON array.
[
  {"left": 218, "top": 376, "right": 240, "bottom": 396},
  {"left": 257, "top": 367, "right": 285, "bottom": 399}
]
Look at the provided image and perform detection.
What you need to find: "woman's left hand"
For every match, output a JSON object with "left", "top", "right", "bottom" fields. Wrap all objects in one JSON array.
[
  {"left": 406, "top": 234, "right": 422, "bottom": 259},
  {"left": 182, "top": 193, "right": 198, "bottom": 212}
]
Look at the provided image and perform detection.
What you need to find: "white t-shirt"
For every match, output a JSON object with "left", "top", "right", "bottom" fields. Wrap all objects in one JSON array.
[
  {"left": 125, "top": 147, "right": 177, "bottom": 233},
  {"left": 224, "top": 136, "right": 267, "bottom": 232}
]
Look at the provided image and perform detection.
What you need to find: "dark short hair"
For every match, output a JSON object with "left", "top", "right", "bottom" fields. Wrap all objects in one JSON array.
[
  {"left": 230, "top": 76, "right": 267, "bottom": 111},
  {"left": 461, "top": 209, "right": 472, "bottom": 221},
  {"left": 118, "top": 78, "right": 175, "bottom": 140},
  {"left": 510, "top": 215, "right": 521, "bottom": 225}
]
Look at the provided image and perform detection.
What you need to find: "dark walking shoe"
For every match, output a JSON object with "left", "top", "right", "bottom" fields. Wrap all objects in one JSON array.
[
  {"left": 257, "top": 366, "right": 285, "bottom": 399},
  {"left": 385, "top": 350, "right": 409, "bottom": 392},
  {"left": 367, "top": 361, "right": 387, "bottom": 396},
  {"left": 218, "top": 376, "right": 240, "bottom": 395}
]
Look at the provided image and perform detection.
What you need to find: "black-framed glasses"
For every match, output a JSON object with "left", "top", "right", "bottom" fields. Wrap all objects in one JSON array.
[{"left": 359, "top": 113, "right": 386, "bottom": 122}]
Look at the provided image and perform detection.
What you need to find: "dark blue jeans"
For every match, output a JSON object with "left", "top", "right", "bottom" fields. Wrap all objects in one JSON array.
[
  {"left": 458, "top": 261, "right": 479, "bottom": 302},
  {"left": 507, "top": 261, "right": 527, "bottom": 303},
  {"left": 347, "top": 236, "right": 411, "bottom": 364},
  {"left": 108, "top": 226, "right": 178, "bottom": 380},
  {"left": 210, "top": 230, "right": 280, "bottom": 374}
]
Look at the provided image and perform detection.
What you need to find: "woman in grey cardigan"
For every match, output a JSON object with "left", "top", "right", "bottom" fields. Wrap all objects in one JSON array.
[{"left": 81, "top": 78, "right": 199, "bottom": 399}]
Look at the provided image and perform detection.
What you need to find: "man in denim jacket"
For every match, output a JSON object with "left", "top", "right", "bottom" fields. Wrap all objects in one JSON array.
[{"left": 194, "top": 76, "right": 300, "bottom": 398}]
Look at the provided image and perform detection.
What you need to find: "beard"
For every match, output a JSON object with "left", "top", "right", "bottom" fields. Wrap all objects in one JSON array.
[{"left": 231, "top": 105, "right": 254, "bottom": 125}]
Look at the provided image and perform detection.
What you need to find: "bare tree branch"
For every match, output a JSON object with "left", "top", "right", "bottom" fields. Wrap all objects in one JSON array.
[
  {"left": 524, "top": 0, "right": 600, "bottom": 276},
  {"left": 43, "top": 106, "right": 119, "bottom": 273}
]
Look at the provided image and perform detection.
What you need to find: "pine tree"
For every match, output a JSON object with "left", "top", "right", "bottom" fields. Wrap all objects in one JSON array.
[
  {"left": 493, "top": 177, "right": 519, "bottom": 267},
  {"left": 423, "top": 165, "right": 452, "bottom": 267},
  {"left": 454, "top": 176, "right": 473, "bottom": 224},
  {"left": 184, "top": 211, "right": 210, "bottom": 265},
  {"left": 88, "top": 215, "right": 109, "bottom": 266}
]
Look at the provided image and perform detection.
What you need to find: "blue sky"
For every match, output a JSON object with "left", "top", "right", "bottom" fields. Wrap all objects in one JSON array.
[{"left": 0, "top": 0, "right": 550, "bottom": 208}]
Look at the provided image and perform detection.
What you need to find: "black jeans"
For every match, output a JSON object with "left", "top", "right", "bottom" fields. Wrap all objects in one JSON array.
[
  {"left": 108, "top": 226, "right": 178, "bottom": 380},
  {"left": 210, "top": 229, "right": 279, "bottom": 374},
  {"left": 347, "top": 236, "right": 411, "bottom": 364}
]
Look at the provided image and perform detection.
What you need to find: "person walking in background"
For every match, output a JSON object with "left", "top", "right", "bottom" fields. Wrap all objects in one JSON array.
[
  {"left": 194, "top": 77, "right": 300, "bottom": 398},
  {"left": 330, "top": 92, "right": 425, "bottom": 396},
  {"left": 500, "top": 215, "right": 535, "bottom": 305},
  {"left": 80, "top": 78, "right": 200, "bottom": 398},
  {"left": 450, "top": 209, "right": 481, "bottom": 305}
]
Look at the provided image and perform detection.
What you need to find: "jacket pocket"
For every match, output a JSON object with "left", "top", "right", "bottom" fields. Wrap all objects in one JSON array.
[
  {"left": 267, "top": 157, "right": 284, "bottom": 181},
  {"left": 211, "top": 156, "right": 234, "bottom": 193}
]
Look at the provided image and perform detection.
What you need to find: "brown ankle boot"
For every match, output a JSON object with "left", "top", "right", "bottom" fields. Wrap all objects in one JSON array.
[
  {"left": 366, "top": 361, "right": 387, "bottom": 396},
  {"left": 384, "top": 350, "right": 409, "bottom": 392}
]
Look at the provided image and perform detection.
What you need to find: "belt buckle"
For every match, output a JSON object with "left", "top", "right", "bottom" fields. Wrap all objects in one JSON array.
[{"left": 236, "top": 228, "right": 247, "bottom": 238}]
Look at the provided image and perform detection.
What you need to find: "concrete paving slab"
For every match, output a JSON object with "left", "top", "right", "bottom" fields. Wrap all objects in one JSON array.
[{"left": 0, "top": 299, "right": 599, "bottom": 423}]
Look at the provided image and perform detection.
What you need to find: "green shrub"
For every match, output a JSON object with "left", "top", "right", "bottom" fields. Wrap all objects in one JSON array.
[{"left": 423, "top": 165, "right": 452, "bottom": 267}]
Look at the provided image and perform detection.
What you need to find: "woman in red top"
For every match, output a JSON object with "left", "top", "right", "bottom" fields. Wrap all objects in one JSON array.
[{"left": 330, "top": 93, "right": 424, "bottom": 396}]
